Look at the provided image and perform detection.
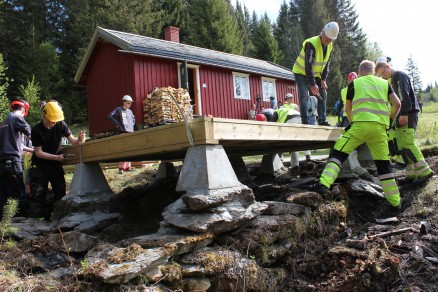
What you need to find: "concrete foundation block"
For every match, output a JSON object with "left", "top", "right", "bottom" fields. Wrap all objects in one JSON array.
[
  {"left": 176, "top": 145, "right": 242, "bottom": 192},
  {"left": 155, "top": 162, "right": 178, "bottom": 180},
  {"left": 65, "top": 162, "right": 113, "bottom": 198},
  {"left": 259, "top": 154, "right": 285, "bottom": 175}
]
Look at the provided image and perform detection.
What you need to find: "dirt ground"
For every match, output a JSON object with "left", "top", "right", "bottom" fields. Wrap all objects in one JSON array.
[{"left": 0, "top": 149, "right": 437, "bottom": 291}]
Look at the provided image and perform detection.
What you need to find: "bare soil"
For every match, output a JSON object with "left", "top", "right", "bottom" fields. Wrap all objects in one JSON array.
[{"left": 0, "top": 150, "right": 437, "bottom": 291}]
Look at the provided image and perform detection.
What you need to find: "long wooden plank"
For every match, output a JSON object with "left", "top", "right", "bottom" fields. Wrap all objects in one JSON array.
[{"left": 62, "top": 117, "right": 342, "bottom": 165}]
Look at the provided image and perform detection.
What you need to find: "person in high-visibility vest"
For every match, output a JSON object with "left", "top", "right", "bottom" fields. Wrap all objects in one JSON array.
[
  {"left": 337, "top": 72, "right": 358, "bottom": 127},
  {"left": 292, "top": 22, "right": 339, "bottom": 127},
  {"left": 271, "top": 93, "right": 302, "bottom": 170},
  {"left": 375, "top": 62, "right": 434, "bottom": 183},
  {"left": 313, "top": 60, "right": 402, "bottom": 211}
]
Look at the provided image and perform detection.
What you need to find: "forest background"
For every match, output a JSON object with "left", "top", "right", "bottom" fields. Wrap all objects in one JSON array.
[{"left": 1, "top": 0, "right": 438, "bottom": 126}]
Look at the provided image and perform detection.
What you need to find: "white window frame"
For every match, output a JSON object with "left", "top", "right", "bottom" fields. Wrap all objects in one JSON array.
[
  {"left": 261, "top": 77, "right": 277, "bottom": 102},
  {"left": 232, "top": 72, "right": 250, "bottom": 100}
]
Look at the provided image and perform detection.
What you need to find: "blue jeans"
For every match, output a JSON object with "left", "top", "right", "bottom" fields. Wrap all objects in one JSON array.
[
  {"left": 316, "top": 78, "right": 328, "bottom": 124},
  {"left": 295, "top": 74, "right": 328, "bottom": 125},
  {"left": 295, "top": 75, "right": 310, "bottom": 125}
]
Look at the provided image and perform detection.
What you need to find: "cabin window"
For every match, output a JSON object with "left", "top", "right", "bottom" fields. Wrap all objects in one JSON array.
[
  {"left": 233, "top": 72, "right": 250, "bottom": 100},
  {"left": 262, "top": 77, "right": 277, "bottom": 102}
]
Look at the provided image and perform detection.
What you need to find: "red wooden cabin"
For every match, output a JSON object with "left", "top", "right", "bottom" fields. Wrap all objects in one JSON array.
[{"left": 75, "top": 27, "right": 297, "bottom": 135}]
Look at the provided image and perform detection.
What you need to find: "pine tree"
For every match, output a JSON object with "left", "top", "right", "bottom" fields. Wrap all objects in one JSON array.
[
  {"left": 299, "top": 0, "right": 329, "bottom": 38},
  {"left": 405, "top": 55, "right": 423, "bottom": 96},
  {"left": 274, "top": 0, "right": 303, "bottom": 69},
  {"left": 235, "top": 1, "right": 253, "bottom": 56},
  {"left": 251, "top": 14, "right": 281, "bottom": 63},
  {"left": 184, "top": 0, "right": 243, "bottom": 54},
  {"left": 0, "top": 52, "right": 10, "bottom": 121}
]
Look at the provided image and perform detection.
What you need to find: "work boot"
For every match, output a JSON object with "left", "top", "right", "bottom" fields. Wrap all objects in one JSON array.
[
  {"left": 319, "top": 121, "right": 331, "bottom": 126},
  {"left": 310, "top": 183, "right": 330, "bottom": 195},
  {"left": 413, "top": 171, "right": 435, "bottom": 185}
]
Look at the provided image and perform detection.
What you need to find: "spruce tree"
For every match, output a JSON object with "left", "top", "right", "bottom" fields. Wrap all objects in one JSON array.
[
  {"left": 251, "top": 14, "right": 281, "bottom": 63},
  {"left": 185, "top": 0, "right": 243, "bottom": 54},
  {"left": 405, "top": 55, "right": 423, "bottom": 96}
]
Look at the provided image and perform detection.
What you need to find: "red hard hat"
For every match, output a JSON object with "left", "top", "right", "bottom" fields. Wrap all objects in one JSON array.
[
  {"left": 10, "top": 100, "right": 30, "bottom": 117},
  {"left": 347, "top": 72, "right": 358, "bottom": 82},
  {"left": 255, "top": 114, "right": 265, "bottom": 121}
]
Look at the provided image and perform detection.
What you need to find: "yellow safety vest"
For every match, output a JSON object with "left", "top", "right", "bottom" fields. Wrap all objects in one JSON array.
[
  {"left": 292, "top": 36, "right": 333, "bottom": 78},
  {"left": 275, "top": 103, "right": 300, "bottom": 123},
  {"left": 340, "top": 87, "right": 347, "bottom": 117},
  {"left": 351, "top": 75, "right": 390, "bottom": 126}
]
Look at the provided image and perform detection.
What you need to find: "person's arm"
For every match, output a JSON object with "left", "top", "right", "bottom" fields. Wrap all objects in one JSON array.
[
  {"left": 388, "top": 85, "right": 401, "bottom": 120},
  {"left": 271, "top": 111, "right": 279, "bottom": 122},
  {"left": 304, "top": 42, "right": 317, "bottom": 87},
  {"left": 66, "top": 131, "right": 85, "bottom": 146},
  {"left": 34, "top": 146, "right": 65, "bottom": 162},
  {"left": 108, "top": 107, "right": 122, "bottom": 128},
  {"left": 345, "top": 82, "right": 355, "bottom": 122},
  {"left": 320, "top": 54, "right": 331, "bottom": 90},
  {"left": 393, "top": 73, "right": 412, "bottom": 126}
]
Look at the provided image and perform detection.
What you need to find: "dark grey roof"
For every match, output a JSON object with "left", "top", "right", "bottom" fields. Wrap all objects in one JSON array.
[{"left": 75, "top": 27, "right": 294, "bottom": 83}]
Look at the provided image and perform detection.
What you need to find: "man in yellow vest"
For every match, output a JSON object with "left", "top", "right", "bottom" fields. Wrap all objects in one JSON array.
[
  {"left": 375, "top": 62, "right": 434, "bottom": 183},
  {"left": 272, "top": 93, "right": 301, "bottom": 170},
  {"left": 313, "top": 60, "right": 402, "bottom": 212},
  {"left": 337, "top": 72, "right": 358, "bottom": 127},
  {"left": 292, "top": 22, "right": 339, "bottom": 127}
]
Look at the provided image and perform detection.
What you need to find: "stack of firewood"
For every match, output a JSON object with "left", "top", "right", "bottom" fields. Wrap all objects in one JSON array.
[{"left": 143, "top": 87, "right": 192, "bottom": 126}]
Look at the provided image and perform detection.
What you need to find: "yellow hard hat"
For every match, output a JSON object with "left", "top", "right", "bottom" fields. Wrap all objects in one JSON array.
[{"left": 43, "top": 101, "right": 64, "bottom": 122}]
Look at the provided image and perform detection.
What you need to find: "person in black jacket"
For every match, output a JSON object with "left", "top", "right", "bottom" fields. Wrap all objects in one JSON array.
[
  {"left": 375, "top": 62, "right": 434, "bottom": 183},
  {"left": 0, "top": 100, "right": 31, "bottom": 219}
]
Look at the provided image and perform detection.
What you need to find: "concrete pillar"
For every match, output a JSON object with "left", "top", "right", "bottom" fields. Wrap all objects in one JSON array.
[
  {"left": 228, "top": 155, "right": 256, "bottom": 188},
  {"left": 259, "top": 154, "right": 285, "bottom": 175},
  {"left": 176, "top": 145, "right": 242, "bottom": 192},
  {"left": 64, "top": 162, "right": 113, "bottom": 199},
  {"left": 155, "top": 162, "right": 178, "bottom": 180}
]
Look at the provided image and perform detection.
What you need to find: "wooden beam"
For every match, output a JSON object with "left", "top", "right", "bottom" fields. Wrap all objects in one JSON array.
[{"left": 62, "top": 117, "right": 341, "bottom": 165}]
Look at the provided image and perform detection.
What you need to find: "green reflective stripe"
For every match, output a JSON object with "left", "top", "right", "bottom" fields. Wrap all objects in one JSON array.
[
  {"left": 416, "top": 166, "right": 432, "bottom": 177},
  {"left": 352, "top": 108, "right": 390, "bottom": 116},
  {"left": 379, "top": 173, "right": 395, "bottom": 180},
  {"left": 328, "top": 158, "right": 342, "bottom": 167},
  {"left": 294, "top": 61, "right": 304, "bottom": 71},
  {"left": 414, "top": 160, "right": 427, "bottom": 168},
  {"left": 352, "top": 98, "right": 388, "bottom": 105},
  {"left": 384, "top": 188, "right": 400, "bottom": 197},
  {"left": 322, "top": 169, "right": 336, "bottom": 179},
  {"left": 381, "top": 180, "right": 397, "bottom": 188},
  {"left": 326, "top": 162, "right": 340, "bottom": 172}
]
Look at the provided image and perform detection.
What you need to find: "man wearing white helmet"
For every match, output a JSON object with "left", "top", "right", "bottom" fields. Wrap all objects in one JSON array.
[
  {"left": 108, "top": 95, "right": 136, "bottom": 173},
  {"left": 292, "top": 21, "right": 339, "bottom": 127}
]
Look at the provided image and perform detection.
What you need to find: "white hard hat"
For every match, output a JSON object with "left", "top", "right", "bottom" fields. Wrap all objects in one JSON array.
[
  {"left": 285, "top": 93, "right": 294, "bottom": 99},
  {"left": 122, "top": 95, "right": 133, "bottom": 102},
  {"left": 323, "top": 22, "right": 339, "bottom": 40},
  {"left": 375, "top": 56, "right": 388, "bottom": 64}
]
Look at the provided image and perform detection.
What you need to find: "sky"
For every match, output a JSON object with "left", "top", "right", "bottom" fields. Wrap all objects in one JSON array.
[{"left": 236, "top": 0, "right": 437, "bottom": 88}]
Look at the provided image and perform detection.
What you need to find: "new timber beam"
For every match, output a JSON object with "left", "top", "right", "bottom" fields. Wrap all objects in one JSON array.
[{"left": 62, "top": 117, "right": 342, "bottom": 165}]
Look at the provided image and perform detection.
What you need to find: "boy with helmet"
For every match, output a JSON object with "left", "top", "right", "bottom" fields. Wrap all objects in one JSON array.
[
  {"left": 28, "top": 100, "right": 85, "bottom": 219},
  {"left": 108, "top": 95, "right": 136, "bottom": 173},
  {"left": 0, "top": 99, "right": 32, "bottom": 219},
  {"left": 292, "top": 21, "right": 339, "bottom": 127}
]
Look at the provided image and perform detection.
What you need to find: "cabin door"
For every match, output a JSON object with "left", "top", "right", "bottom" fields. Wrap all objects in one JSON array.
[{"left": 179, "top": 62, "right": 200, "bottom": 115}]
